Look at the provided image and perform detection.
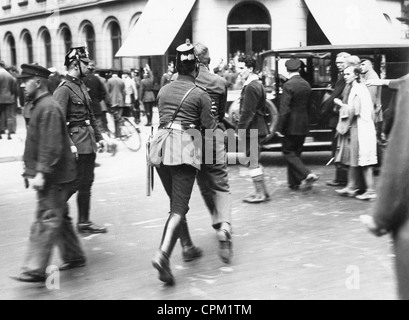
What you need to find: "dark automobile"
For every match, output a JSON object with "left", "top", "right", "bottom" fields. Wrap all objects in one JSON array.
[{"left": 226, "top": 43, "right": 409, "bottom": 152}]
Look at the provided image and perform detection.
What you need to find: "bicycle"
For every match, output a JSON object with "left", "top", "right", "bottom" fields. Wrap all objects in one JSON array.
[{"left": 104, "top": 109, "right": 142, "bottom": 152}]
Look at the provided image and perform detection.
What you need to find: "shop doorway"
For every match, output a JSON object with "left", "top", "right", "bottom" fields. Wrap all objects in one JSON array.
[{"left": 227, "top": 2, "right": 271, "bottom": 66}]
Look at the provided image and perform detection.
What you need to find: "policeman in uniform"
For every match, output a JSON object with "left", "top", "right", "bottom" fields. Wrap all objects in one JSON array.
[
  {"left": 15, "top": 64, "right": 85, "bottom": 282},
  {"left": 54, "top": 47, "right": 108, "bottom": 234},
  {"left": 193, "top": 42, "right": 233, "bottom": 264},
  {"left": 152, "top": 40, "right": 217, "bottom": 285}
]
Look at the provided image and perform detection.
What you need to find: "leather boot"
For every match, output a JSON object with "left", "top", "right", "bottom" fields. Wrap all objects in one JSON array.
[
  {"left": 145, "top": 113, "right": 152, "bottom": 126},
  {"left": 243, "top": 174, "right": 270, "bottom": 203},
  {"left": 152, "top": 213, "right": 182, "bottom": 285},
  {"left": 77, "top": 192, "right": 107, "bottom": 234},
  {"left": 179, "top": 217, "right": 203, "bottom": 262}
]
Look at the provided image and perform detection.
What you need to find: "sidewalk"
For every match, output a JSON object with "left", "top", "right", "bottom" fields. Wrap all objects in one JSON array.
[{"left": 0, "top": 114, "right": 26, "bottom": 163}]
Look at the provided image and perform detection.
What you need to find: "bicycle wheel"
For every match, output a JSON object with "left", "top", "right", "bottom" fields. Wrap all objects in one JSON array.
[{"left": 119, "top": 117, "right": 142, "bottom": 152}]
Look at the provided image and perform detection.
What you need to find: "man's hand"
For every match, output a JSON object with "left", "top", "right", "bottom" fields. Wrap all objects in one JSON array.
[
  {"left": 360, "top": 214, "right": 388, "bottom": 237},
  {"left": 31, "top": 172, "right": 45, "bottom": 191},
  {"left": 71, "top": 145, "right": 78, "bottom": 160},
  {"left": 97, "top": 140, "right": 107, "bottom": 153}
]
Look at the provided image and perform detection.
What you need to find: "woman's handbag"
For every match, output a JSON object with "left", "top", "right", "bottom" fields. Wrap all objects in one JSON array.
[{"left": 146, "top": 86, "right": 197, "bottom": 167}]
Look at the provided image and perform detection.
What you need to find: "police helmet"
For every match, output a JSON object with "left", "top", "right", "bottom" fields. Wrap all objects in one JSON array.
[
  {"left": 64, "top": 46, "right": 91, "bottom": 67},
  {"left": 175, "top": 39, "right": 198, "bottom": 75}
]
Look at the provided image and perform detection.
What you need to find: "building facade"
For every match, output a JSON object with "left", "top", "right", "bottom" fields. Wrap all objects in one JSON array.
[{"left": 0, "top": 0, "right": 406, "bottom": 85}]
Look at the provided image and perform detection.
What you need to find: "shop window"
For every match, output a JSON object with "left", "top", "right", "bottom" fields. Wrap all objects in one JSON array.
[
  {"left": 23, "top": 31, "right": 33, "bottom": 63},
  {"left": 84, "top": 25, "right": 95, "bottom": 60},
  {"left": 110, "top": 21, "right": 122, "bottom": 70},
  {"left": 42, "top": 29, "right": 52, "bottom": 68},
  {"left": 227, "top": 2, "right": 271, "bottom": 66},
  {"left": 60, "top": 25, "right": 72, "bottom": 54},
  {"left": 6, "top": 33, "right": 17, "bottom": 66}
]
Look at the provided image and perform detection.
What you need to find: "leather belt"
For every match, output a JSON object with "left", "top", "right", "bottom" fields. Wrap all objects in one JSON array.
[
  {"left": 159, "top": 123, "right": 195, "bottom": 131},
  {"left": 67, "top": 119, "right": 90, "bottom": 128}
]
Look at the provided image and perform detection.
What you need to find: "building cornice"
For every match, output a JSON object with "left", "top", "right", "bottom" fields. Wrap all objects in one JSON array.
[{"left": 0, "top": 0, "right": 133, "bottom": 25}]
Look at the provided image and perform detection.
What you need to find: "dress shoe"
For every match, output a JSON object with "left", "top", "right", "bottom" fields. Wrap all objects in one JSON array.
[
  {"left": 59, "top": 258, "right": 86, "bottom": 271},
  {"left": 12, "top": 272, "right": 45, "bottom": 283},
  {"left": 326, "top": 181, "right": 346, "bottom": 187},
  {"left": 145, "top": 122, "right": 152, "bottom": 127},
  {"left": 152, "top": 251, "right": 174, "bottom": 285},
  {"left": 304, "top": 173, "right": 319, "bottom": 190},
  {"left": 335, "top": 187, "right": 359, "bottom": 197},
  {"left": 356, "top": 191, "right": 377, "bottom": 201},
  {"left": 216, "top": 229, "right": 233, "bottom": 264},
  {"left": 182, "top": 245, "right": 203, "bottom": 262},
  {"left": 289, "top": 184, "right": 300, "bottom": 191},
  {"left": 77, "top": 222, "right": 107, "bottom": 234}
]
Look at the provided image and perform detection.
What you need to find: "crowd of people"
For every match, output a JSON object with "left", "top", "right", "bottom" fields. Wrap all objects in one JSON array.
[{"left": 5, "top": 40, "right": 409, "bottom": 299}]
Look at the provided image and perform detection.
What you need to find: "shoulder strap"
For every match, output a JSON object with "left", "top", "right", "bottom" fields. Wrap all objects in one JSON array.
[{"left": 169, "top": 85, "right": 197, "bottom": 126}]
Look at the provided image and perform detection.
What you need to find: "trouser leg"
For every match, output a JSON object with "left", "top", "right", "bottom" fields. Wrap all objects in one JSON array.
[
  {"left": 21, "top": 184, "right": 66, "bottom": 276},
  {"left": 282, "top": 135, "right": 310, "bottom": 186}
]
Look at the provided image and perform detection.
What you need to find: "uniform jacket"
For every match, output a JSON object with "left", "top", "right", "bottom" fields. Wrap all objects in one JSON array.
[
  {"left": 0, "top": 68, "right": 17, "bottom": 104},
  {"left": 195, "top": 64, "right": 228, "bottom": 124},
  {"left": 237, "top": 75, "right": 268, "bottom": 137},
  {"left": 140, "top": 70, "right": 156, "bottom": 103},
  {"left": 53, "top": 75, "right": 103, "bottom": 154},
  {"left": 156, "top": 74, "right": 217, "bottom": 169},
  {"left": 23, "top": 93, "right": 76, "bottom": 184},
  {"left": 372, "top": 74, "right": 409, "bottom": 300},
  {"left": 277, "top": 74, "right": 312, "bottom": 136},
  {"left": 106, "top": 74, "right": 125, "bottom": 107}
]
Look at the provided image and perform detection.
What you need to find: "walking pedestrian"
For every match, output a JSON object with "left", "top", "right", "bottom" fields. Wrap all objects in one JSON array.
[
  {"left": 13, "top": 64, "right": 85, "bottom": 283},
  {"left": 361, "top": 73, "right": 409, "bottom": 300},
  {"left": 236, "top": 55, "right": 270, "bottom": 203},
  {"left": 139, "top": 64, "right": 155, "bottom": 126},
  {"left": 334, "top": 66, "right": 377, "bottom": 200},
  {"left": 0, "top": 60, "right": 18, "bottom": 140},
  {"left": 193, "top": 42, "right": 233, "bottom": 264},
  {"left": 276, "top": 58, "right": 319, "bottom": 191},
  {"left": 53, "top": 46, "right": 108, "bottom": 234},
  {"left": 160, "top": 62, "right": 175, "bottom": 88},
  {"left": 106, "top": 71, "right": 125, "bottom": 138},
  {"left": 321, "top": 52, "right": 351, "bottom": 187},
  {"left": 151, "top": 40, "right": 217, "bottom": 285}
]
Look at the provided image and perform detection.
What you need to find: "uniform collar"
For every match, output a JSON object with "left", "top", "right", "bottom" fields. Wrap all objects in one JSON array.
[
  {"left": 177, "top": 74, "right": 195, "bottom": 83},
  {"left": 65, "top": 74, "right": 82, "bottom": 85}
]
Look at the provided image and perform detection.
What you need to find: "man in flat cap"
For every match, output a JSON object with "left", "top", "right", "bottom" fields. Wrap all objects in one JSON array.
[
  {"left": 54, "top": 46, "right": 108, "bottom": 234},
  {"left": 14, "top": 64, "right": 86, "bottom": 283},
  {"left": 276, "top": 58, "right": 319, "bottom": 191},
  {"left": 193, "top": 42, "right": 233, "bottom": 264}
]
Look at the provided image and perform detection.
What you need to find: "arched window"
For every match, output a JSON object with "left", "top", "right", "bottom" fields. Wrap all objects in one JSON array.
[
  {"left": 41, "top": 29, "right": 52, "bottom": 68},
  {"left": 22, "top": 31, "right": 33, "bottom": 64},
  {"left": 227, "top": 2, "right": 271, "bottom": 62},
  {"left": 61, "top": 26, "right": 72, "bottom": 54},
  {"left": 109, "top": 21, "right": 122, "bottom": 69},
  {"left": 5, "top": 33, "right": 17, "bottom": 66},
  {"left": 84, "top": 24, "right": 96, "bottom": 60}
]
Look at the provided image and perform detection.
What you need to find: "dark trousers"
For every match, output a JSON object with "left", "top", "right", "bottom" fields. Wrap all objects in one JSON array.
[
  {"left": 75, "top": 153, "right": 96, "bottom": 223},
  {"left": 144, "top": 101, "right": 154, "bottom": 124},
  {"left": 156, "top": 164, "right": 197, "bottom": 216},
  {"left": 282, "top": 135, "right": 310, "bottom": 186},
  {"left": 22, "top": 182, "right": 85, "bottom": 275},
  {"left": 196, "top": 129, "right": 231, "bottom": 228}
]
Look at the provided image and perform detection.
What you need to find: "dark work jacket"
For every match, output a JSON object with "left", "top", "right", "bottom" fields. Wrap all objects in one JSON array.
[
  {"left": 321, "top": 74, "right": 346, "bottom": 129},
  {"left": 276, "top": 74, "right": 312, "bottom": 136},
  {"left": 23, "top": 93, "right": 76, "bottom": 184},
  {"left": 53, "top": 75, "right": 103, "bottom": 154},
  {"left": 83, "top": 73, "right": 106, "bottom": 115},
  {"left": 195, "top": 64, "right": 228, "bottom": 124},
  {"left": 237, "top": 78, "right": 268, "bottom": 137},
  {"left": 372, "top": 74, "right": 409, "bottom": 300}
]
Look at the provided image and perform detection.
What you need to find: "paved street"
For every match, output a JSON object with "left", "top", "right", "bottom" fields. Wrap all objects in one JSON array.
[{"left": 0, "top": 113, "right": 397, "bottom": 300}]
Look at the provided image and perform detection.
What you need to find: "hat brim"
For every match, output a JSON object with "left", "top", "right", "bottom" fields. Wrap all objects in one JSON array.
[{"left": 16, "top": 74, "right": 36, "bottom": 79}]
